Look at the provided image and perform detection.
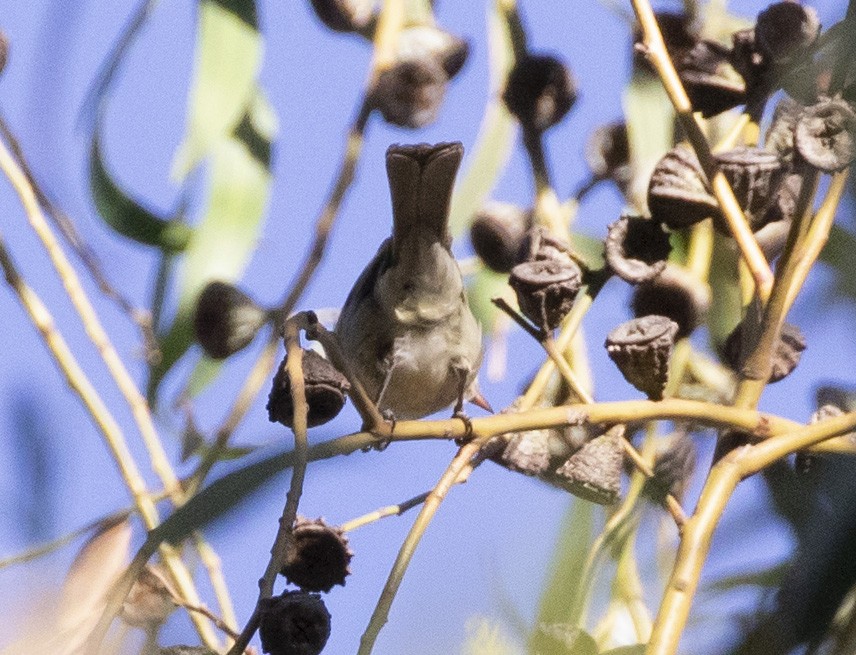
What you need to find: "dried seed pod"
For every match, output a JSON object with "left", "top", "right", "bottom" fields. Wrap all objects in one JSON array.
[
  {"left": 397, "top": 26, "right": 469, "bottom": 79},
  {"left": 730, "top": 28, "right": 768, "bottom": 93},
  {"left": 634, "top": 13, "right": 697, "bottom": 70},
  {"left": 308, "top": 0, "right": 376, "bottom": 33},
  {"left": 605, "top": 315, "right": 679, "bottom": 400},
  {"left": 723, "top": 320, "right": 806, "bottom": 382},
  {"left": 159, "top": 648, "right": 218, "bottom": 655},
  {"left": 502, "top": 53, "right": 577, "bottom": 133},
  {"left": 280, "top": 517, "right": 352, "bottom": 593},
  {"left": 712, "top": 146, "right": 786, "bottom": 231},
  {"left": 648, "top": 144, "right": 721, "bottom": 229},
  {"left": 121, "top": 565, "right": 176, "bottom": 628},
  {"left": 554, "top": 426, "right": 625, "bottom": 505},
  {"left": 0, "top": 31, "right": 8, "bottom": 77},
  {"left": 585, "top": 122, "right": 632, "bottom": 191},
  {"left": 267, "top": 350, "right": 350, "bottom": 428},
  {"left": 765, "top": 97, "right": 804, "bottom": 162},
  {"left": 194, "top": 281, "right": 268, "bottom": 359},
  {"left": 372, "top": 58, "right": 447, "bottom": 128},
  {"left": 631, "top": 264, "right": 710, "bottom": 339},
  {"left": 470, "top": 202, "right": 530, "bottom": 273},
  {"left": 259, "top": 591, "right": 331, "bottom": 655},
  {"left": 508, "top": 258, "right": 583, "bottom": 331},
  {"left": 677, "top": 39, "right": 747, "bottom": 117},
  {"left": 797, "top": 404, "right": 849, "bottom": 472},
  {"left": 604, "top": 215, "right": 671, "bottom": 284},
  {"left": 795, "top": 98, "right": 856, "bottom": 172},
  {"left": 755, "top": 1, "right": 820, "bottom": 64},
  {"left": 519, "top": 226, "right": 575, "bottom": 265},
  {"left": 643, "top": 433, "right": 696, "bottom": 503}
]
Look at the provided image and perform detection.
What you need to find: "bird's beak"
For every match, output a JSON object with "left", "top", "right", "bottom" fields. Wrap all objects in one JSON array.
[{"left": 469, "top": 391, "right": 494, "bottom": 414}]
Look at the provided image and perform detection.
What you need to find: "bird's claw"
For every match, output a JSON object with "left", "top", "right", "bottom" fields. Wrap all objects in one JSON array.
[{"left": 453, "top": 409, "right": 474, "bottom": 445}]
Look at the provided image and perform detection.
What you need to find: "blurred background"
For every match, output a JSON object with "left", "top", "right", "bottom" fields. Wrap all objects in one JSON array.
[{"left": 0, "top": 1, "right": 854, "bottom": 653}]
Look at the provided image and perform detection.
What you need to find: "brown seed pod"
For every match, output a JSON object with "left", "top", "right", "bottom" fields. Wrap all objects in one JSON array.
[
  {"left": 643, "top": 432, "right": 697, "bottom": 503},
  {"left": 502, "top": 53, "right": 577, "bottom": 133},
  {"left": 554, "top": 426, "right": 625, "bottom": 505},
  {"left": 508, "top": 258, "right": 583, "bottom": 331},
  {"left": 730, "top": 28, "right": 769, "bottom": 94},
  {"left": 584, "top": 122, "right": 632, "bottom": 192},
  {"left": 712, "top": 146, "right": 786, "bottom": 232},
  {"left": 470, "top": 202, "right": 530, "bottom": 273},
  {"left": 722, "top": 320, "right": 806, "bottom": 382},
  {"left": 797, "top": 404, "right": 850, "bottom": 472},
  {"left": 372, "top": 58, "right": 447, "bottom": 129},
  {"left": 634, "top": 13, "right": 697, "bottom": 70},
  {"left": 795, "top": 98, "right": 856, "bottom": 172},
  {"left": 308, "top": 0, "right": 376, "bottom": 33},
  {"left": 194, "top": 281, "right": 268, "bottom": 360},
  {"left": 605, "top": 315, "right": 679, "bottom": 400},
  {"left": 765, "top": 97, "right": 804, "bottom": 162},
  {"left": 121, "top": 565, "right": 176, "bottom": 628},
  {"left": 280, "top": 517, "right": 352, "bottom": 593},
  {"left": 259, "top": 591, "right": 331, "bottom": 655},
  {"left": 631, "top": 264, "right": 710, "bottom": 339},
  {"left": 755, "top": 1, "right": 820, "bottom": 64},
  {"left": 648, "top": 144, "right": 721, "bottom": 229},
  {"left": 604, "top": 215, "right": 671, "bottom": 284},
  {"left": 0, "top": 31, "right": 8, "bottom": 77},
  {"left": 396, "top": 26, "right": 469, "bottom": 79},
  {"left": 677, "top": 39, "right": 747, "bottom": 117},
  {"left": 267, "top": 350, "right": 350, "bottom": 428}
]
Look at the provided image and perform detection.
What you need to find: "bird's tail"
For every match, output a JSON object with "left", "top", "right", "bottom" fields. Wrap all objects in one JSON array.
[{"left": 385, "top": 142, "right": 464, "bottom": 261}]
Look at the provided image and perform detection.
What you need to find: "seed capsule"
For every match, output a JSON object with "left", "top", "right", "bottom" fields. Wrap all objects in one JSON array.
[
  {"left": 648, "top": 144, "right": 721, "bottom": 229},
  {"left": 730, "top": 28, "right": 768, "bottom": 94},
  {"left": 280, "top": 517, "right": 352, "bottom": 593},
  {"left": 0, "top": 31, "right": 8, "bottom": 77},
  {"left": 677, "top": 39, "right": 746, "bottom": 117},
  {"left": 308, "top": 0, "right": 376, "bottom": 33},
  {"left": 605, "top": 215, "right": 671, "bottom": 284},
  {"left": 631, "top": 264, "right": 710, "bottom": 339},
  {"left": 396, "top": 26, "right": 469, "bottom": 79},
  {"left": 723, "top": 320, "right": 806, "bottom": 382},
  {"left": 121, "top": 566, "right": 175, "bottom": 628},
  {"left": 372, "top": 58, "right": 447, "bottom": 129},
  {"left": 643, "top": 432, "right": 696, "bottom": 503},
  {"left": 267, "top": 350, "right": 350, "bottom": 428},
  {"left": 765, "top": 97, "right": 804, "bottom": 162},
  {"left": 508, "top": 257, "right": 583, "bottom": 331},
  {"left": 795, "top": 97, "right": 856, "bottom": 172},
  {"left": 585, "top": 122, "right": 632, "bottom": 192},
  {"left": 259, "top": 591, "right": 331, "bottom": 655},
  {"left": 470, "top": 202, "right": 530, "bottom": 273},
  {"left": 797, "top": 404, "right": 850, "bottom": 472},
  {"left": 712, "top": 146, "right": 786, "bottom": 232},
  {"left": 194, "top": 281, "right": 268, "bottom": 359},
  {"left": 502, "top": 53, "right": 577, "bottom": 133},
  {"left": 554, "top": 426, "right": 625, "bottom": 505},
  {"left": 605, "top": 315, "right": 679, "bottom": 400},
  {"left": 755, "top": 1, "right": 820, "bottom": 64}
]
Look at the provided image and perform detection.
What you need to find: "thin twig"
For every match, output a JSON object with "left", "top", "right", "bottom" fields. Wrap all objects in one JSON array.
[
  {"left": 227, "top": 316, "right": 311, "bottom": 655},
  {"left": 340, "top": 491, "right": 431, "bottom": 532}
]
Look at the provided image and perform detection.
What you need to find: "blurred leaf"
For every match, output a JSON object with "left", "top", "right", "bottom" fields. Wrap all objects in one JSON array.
[
  {"left": 707, "top": 233, "right": 742, "bottom": 349},
  {"left": 529, "top": 500, "right": 595, "bottom": 654},
  {"left": 89, "top": 134, "right": 192, "bottom": 251},
  {"left": 601, "top": 646, "right": 646, "bottom": 655},
  {"left": 171, "top": 0, "right": 263, "bottom": 180},
  {"left": 462, "top": 617, "right": 519, "bottom": 655},
  {"left": 448, "top": 0, "right": 518, "bottom": 238},
  {"left": 468, "top": 267, "right": 510, "bottom": 331},
  {"left": 708, "top": 563, "right": 789, "bottom": 592},
  {"left": 56, "top": 518, "right": 131, "bottom": 654},
  {"left": 570, "top": 231, "right": 605, "bottom": 271},
  {"left": 623, "top": 72, "right": 674, "bottom": 210},
  {"left": 186, "top": 355, "right": 224, "bottom": 399},
  {"left": 816, "top": 383, "right": 856, "bottom": 411},
  {"left": 149, "top": 90, "right": 276, "bottom": 399},
  {"left": 821, "top": 225, "right": 856, "bottom": 301}
]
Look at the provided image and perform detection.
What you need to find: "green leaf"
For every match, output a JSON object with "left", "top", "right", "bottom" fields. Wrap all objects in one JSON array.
[
  {"left": 89, "top": 134, "right": 192, "bottom": 251},
  {"left": 623, "top": 72, "right": 674, "bottom": 210},
  {"left": 171, "top": 0, "right": 263, "bottom": 181},
  {"left": 467, "top": 267, "right": 510, "bottom": 331},
  {"left": 448, "top": 0, "right": 517, "bottom": 238},
  {"left": 708, "top": 562, "right": 789, "bottom": 592},
  {"left": 600, "top": 646, "right": 647, "bottom": 655},
  {"left": 707, "top": 233, "right": 743, "bottom": 349},
  {"left": 529, "top": 500, "right": 595, "bottom": 654},
  {"left": 149, "top": 90, "right": 276, "bottom": 399},
  {"left": 570, "top": 231, "right": 605, "bottom": 271},
  {"left": 821, "top": 224, "right": 856, "bottom": 301}
]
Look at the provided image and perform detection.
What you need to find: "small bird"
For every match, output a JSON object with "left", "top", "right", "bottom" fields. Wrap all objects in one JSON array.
[{"left": 335, "top": 142, "right": 487, "bottom": 420}]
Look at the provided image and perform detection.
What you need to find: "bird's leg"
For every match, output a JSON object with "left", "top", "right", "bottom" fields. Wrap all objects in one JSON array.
[{"left": 451, "top": 362, "right": 474, "bottom": 443}]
